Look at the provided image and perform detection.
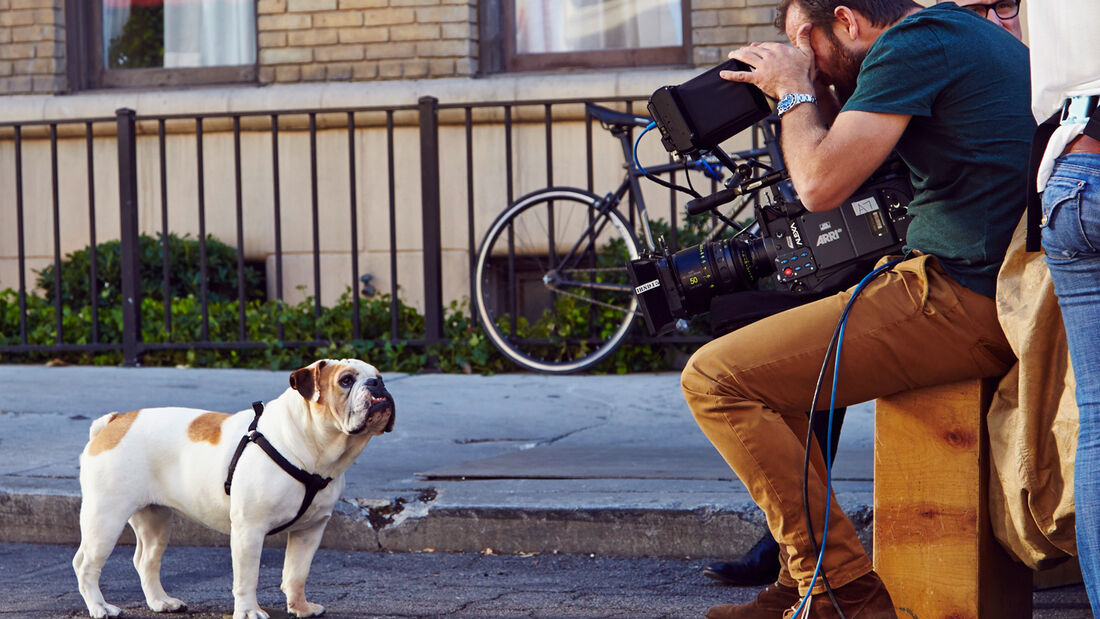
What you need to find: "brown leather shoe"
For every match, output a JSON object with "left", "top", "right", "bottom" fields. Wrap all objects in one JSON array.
[
  {"left": 781, "top": 571, "right": 896, "bottom": 618},
  {"left": 706, "top": 582, "right": 800, "bottom": 618}
]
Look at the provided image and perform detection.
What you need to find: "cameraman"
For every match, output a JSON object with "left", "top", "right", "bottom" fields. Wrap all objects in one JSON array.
[
  {"left": 680, "top": 1, "right": 1033, "bottom": 617},
  {"left": 702, "top": 0, "right": 1027, "bottom": 592}
]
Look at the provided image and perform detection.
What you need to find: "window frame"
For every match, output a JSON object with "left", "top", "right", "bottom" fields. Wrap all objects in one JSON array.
[
  {"left": 65, "top": 0, "right": 258, "bottom": 91},
  {"left": 480, "top": 0, "right": 692, "bottom": 74}
]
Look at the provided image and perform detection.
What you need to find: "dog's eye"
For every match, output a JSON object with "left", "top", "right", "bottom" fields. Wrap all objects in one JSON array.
[{"left": 339, "top": 374, "right": 355, "bottom": 388}]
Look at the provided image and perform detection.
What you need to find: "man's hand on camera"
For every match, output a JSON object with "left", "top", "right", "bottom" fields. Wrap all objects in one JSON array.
[{"left": 720, "top": 24, "right": 816, "bottom": 100}]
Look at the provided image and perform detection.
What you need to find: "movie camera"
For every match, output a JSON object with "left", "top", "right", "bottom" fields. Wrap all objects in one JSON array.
[{"left": 626, "top": 60, "right": 913, "bottom": 336}]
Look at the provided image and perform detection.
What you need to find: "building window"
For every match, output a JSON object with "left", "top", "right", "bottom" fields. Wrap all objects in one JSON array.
[
  {"left": 481, "top": 0, "right": 690, "bottom": 73},
  {"left": 67, "top": 0, "right": 257, "bottom": 90}
]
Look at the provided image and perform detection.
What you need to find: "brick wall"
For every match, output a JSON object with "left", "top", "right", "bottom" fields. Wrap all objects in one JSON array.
[
  {"left": 691, "top": 0, "right": 784, "bottom": 67},
  {"left": 257, "top": 0, "right": 478, "bottom": 84},
  {"left": 0, "top": 0, "right": 65, "bottom": 94},
  {"left": 0, "top": 0, "right": 780, "bottom": 94}
]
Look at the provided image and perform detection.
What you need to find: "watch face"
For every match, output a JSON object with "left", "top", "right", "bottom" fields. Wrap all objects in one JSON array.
[{"left": 778, "top": 94, "right": 812, "bottom": 116}]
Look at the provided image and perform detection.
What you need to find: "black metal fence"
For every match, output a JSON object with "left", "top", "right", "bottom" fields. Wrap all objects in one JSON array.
[{"left": 0, "top": 95, "right": 709, "bottom": 367}]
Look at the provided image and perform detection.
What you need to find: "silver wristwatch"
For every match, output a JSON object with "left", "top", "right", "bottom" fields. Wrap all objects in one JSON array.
[{"left": 776, "top": 93, "right": 818, "bottom": 117}]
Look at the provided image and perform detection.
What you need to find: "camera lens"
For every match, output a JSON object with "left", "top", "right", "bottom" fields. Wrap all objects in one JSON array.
[{"left": 668, "top": 237, "right": 775, "bottom": 314}]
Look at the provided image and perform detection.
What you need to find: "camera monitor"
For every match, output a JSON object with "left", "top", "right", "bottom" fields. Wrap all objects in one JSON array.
[{"left": 647, "top": 59, "right": 772, "bottom": 158}]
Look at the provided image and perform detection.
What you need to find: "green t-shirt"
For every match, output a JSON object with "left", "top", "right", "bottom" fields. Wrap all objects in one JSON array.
[{"left": 841, "top": 3, "right": 1034, "bottom": 297}]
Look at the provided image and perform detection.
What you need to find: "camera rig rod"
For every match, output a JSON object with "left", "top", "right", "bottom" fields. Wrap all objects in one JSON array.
[{"left": 685, "top": 169, "right": 790, "bottom": 216}]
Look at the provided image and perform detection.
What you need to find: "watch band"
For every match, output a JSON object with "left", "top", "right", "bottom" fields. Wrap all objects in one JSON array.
[{"left": 777, "top": 93, "right": 818, "bottom": 117}]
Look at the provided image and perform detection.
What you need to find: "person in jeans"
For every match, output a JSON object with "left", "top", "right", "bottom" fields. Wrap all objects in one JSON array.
[
  {"left": 1027, "top": 2, "right": 1100, "bottom": 613},
  {"left": 685, "top": 0, "right": 1033, "bottom": 616}
]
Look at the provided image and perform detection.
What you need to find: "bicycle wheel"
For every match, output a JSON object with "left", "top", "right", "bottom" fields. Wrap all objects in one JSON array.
[{"left": 474, "top": 187, "right": 641, "bottom": 373}]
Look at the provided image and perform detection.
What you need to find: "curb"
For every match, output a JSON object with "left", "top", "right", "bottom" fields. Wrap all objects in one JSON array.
[{"left": 0, "top": 490, "right": 873, "bottom": 559}]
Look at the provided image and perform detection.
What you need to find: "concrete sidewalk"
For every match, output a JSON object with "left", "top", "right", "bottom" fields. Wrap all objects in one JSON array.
[{"left": 0, "top": 364, "right": 875, "bottom": 559}]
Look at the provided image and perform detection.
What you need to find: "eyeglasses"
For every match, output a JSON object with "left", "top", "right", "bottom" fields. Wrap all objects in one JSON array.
[{"left": 960, "top": 0, "right": 1020, "bottom": 20}]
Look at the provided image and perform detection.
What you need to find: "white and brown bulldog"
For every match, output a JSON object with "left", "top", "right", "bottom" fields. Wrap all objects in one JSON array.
[{"left": 72, "top": 359, "right": 395, "bottom": 619}]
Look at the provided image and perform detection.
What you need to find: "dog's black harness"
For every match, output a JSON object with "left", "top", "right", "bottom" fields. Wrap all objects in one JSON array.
[{"left": 224, "top": 401, "right": 332, "bottom": 536}]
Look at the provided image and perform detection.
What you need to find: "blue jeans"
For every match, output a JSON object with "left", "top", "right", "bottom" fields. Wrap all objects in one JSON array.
[{"left": 1041, "top": 152, "right": 1100, "bottom": 612}]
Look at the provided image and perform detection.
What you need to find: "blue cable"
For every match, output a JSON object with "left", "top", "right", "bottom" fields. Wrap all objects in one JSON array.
[
  {"left": 633, "top": 121, "right": 657, "bottom": 175},
  {"left": 789, "top": 258, "right": 902, "bottom": 618},
  {"left": 696, "top": 156, "right": 723, "bottom": 181}
]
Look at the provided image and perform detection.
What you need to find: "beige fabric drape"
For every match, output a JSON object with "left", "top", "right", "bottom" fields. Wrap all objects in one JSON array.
[{"left": 988, "top": 215, "right": 1079, "bottom": 569}]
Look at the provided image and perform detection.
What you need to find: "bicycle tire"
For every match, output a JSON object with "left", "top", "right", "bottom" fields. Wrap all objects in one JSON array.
[{"left": 474, "top": 187, "right": 641, "bottom": 374}]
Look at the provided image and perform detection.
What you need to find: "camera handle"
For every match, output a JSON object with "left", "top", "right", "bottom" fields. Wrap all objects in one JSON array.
[{"left": 684, "top": 169, "right": 790, "bottom": 215}]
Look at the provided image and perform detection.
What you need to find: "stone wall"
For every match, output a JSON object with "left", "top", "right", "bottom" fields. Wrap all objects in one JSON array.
[
  {"left": 257, "top": 0, "right": 478, "bottom": 84},
  {"left": 0, "top": 0, "right": 65, "bottom": 95}
]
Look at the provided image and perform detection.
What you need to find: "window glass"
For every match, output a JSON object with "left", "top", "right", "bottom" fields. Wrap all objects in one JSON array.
[
  {"left": 102, "top": 0, "right": 256, "bottom": 70},
  {"left": 514, "top": 0, "right": 683, "bottom": 54}
]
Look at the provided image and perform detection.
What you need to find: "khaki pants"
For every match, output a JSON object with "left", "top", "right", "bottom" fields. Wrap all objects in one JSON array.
[{"left": 681, "top": 254, "right": 1013, "bottom": 594}]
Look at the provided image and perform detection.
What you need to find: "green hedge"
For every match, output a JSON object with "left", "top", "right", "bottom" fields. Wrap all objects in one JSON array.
[
  {"left": 36, "top": 232, "right": 265, "bottom": 311},
  {"left": 0, "top": 288, "right": 689, "bottom": 374},
  {"left": 5, "top": 228, "right": 704, "bottom": 373}
]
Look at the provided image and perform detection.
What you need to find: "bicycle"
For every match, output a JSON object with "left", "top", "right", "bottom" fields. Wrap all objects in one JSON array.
[{"left": 473, "top": 102, "right": 784, "bottom": 374}]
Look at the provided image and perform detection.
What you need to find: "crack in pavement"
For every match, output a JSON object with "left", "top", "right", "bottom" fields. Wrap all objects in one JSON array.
[
  {"left": 533, "top": 422, "right": 606, "bottom": 447},
  {"left": 452, "top": 437, "right": 538, "bottom": 445}
]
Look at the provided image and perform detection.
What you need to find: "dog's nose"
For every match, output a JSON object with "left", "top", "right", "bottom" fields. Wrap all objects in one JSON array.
[{"left": 362, "top": 378, "right": 395, "bottom": 433}]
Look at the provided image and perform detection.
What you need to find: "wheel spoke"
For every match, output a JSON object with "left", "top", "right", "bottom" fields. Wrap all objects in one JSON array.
[{"left": 474, "top": 189, "right": 640, "bottom": 373}]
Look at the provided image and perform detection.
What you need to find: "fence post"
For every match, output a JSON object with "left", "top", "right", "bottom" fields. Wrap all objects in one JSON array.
[
  {"left": 116, "top": 108, "right": 142, "bottom": 366},
  {"left": 418, "top": 96, "right": 444, "bottom": 350}
]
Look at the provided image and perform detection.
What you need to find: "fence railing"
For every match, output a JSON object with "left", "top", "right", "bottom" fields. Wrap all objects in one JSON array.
[{"left": 0, "top": 94, "right": 712, "bottom": 367}]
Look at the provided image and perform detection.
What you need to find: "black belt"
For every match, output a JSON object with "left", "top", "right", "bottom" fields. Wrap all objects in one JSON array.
[
  {"left": 224, "top": 401, "right": 332, "bottom": 536},
  {"left": 1026, "top": 96, "right": 1100, "bottom": 252}
]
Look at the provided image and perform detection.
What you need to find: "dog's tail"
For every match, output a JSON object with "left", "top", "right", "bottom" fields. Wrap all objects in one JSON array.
[{"left": 88, "top": 412, "right": 120, "bottom": 441}]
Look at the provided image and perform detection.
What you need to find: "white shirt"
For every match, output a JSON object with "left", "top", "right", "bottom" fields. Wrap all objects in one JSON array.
[{"left": 1027, "top": 2, "right": 1100, "bottom": 189}]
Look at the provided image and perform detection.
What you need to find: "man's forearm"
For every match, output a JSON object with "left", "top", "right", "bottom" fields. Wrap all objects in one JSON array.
[
  {"left": 778, "top": 103, "right": 835, "bottom": 212},
  {"left": 778, "top": 107, "right": 909, "bottom": 212}
]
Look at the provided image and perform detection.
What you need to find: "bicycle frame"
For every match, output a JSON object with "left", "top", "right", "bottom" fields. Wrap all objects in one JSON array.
[
  {"left": 548, "top": 117, "right": 784, "bottom": 299},
  {"left": 471, "top": 107, "right": 791, "bottom": 373},
  {"left": 599, "top": 116, "right": 784, "bottom": 254}
]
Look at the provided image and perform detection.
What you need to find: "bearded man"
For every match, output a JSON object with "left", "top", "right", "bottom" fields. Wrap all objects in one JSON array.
[{"left": 681, "top": 1, "right": 1034, "bottom": 617}]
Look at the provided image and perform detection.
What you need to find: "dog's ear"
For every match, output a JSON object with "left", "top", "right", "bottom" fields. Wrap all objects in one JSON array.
[
  {"left": 289, "top": 360, "right": 326, "bottom": 403},
  {"left": 289, "top": 367, "right": 314, "bottom": 401}
]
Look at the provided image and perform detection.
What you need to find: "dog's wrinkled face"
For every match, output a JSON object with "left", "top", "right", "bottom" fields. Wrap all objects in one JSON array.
[{"left": 288, "top": 359, "right": 395, "bottom": 435}]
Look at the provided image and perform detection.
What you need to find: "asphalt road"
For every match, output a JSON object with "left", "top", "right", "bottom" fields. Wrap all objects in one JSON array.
[{"left": 1, "top": 542, "right": 1092, "bottom": 618}]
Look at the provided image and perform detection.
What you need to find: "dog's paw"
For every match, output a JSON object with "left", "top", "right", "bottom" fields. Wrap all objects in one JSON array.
[
  {"left": 232, "top": 609, "right": 270, "bottom": 619},
  {"left": 87, "top": 602, "right": 122, "bottom": 618},
  {"left": 147, "top": 596, "right": 187, "bottom": 613},
  {"left": 288, "top": 601, "right": 325, "bottom": 617}
]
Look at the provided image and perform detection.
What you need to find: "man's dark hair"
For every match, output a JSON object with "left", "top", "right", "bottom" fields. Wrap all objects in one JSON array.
[{"left": 775, "top": 0, "right": 921, "bottom": 31}]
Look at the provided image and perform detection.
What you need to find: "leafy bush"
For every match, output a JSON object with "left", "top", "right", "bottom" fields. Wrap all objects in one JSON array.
[
  {"left": 36, "top": 233, "right": 265, "bottom": 311},
  {"left": 0, "top": 285, "right": 685, "bottom": 374},
  {"left": 7, "top": 228, "right": 701, "bottom": 374}
]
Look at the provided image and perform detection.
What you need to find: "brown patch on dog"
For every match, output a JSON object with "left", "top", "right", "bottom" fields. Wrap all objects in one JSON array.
[
  {"left": 317, "top": 361, "right": 346, "bottom": 411},
  {"left": 187, "top": 412, "right": 230, "bottom": 445},
  {"left": 289, "top": 365, "right": 315, "bottom": 401},
  {"left": 291, "top": 360, "right": 330, "bottom": 403},
  {"left": 88, "top": 411, "right": 140, "bottom": 456},
  {"left": 291, "top": 360, "right": 347, "bottom": 409}
]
